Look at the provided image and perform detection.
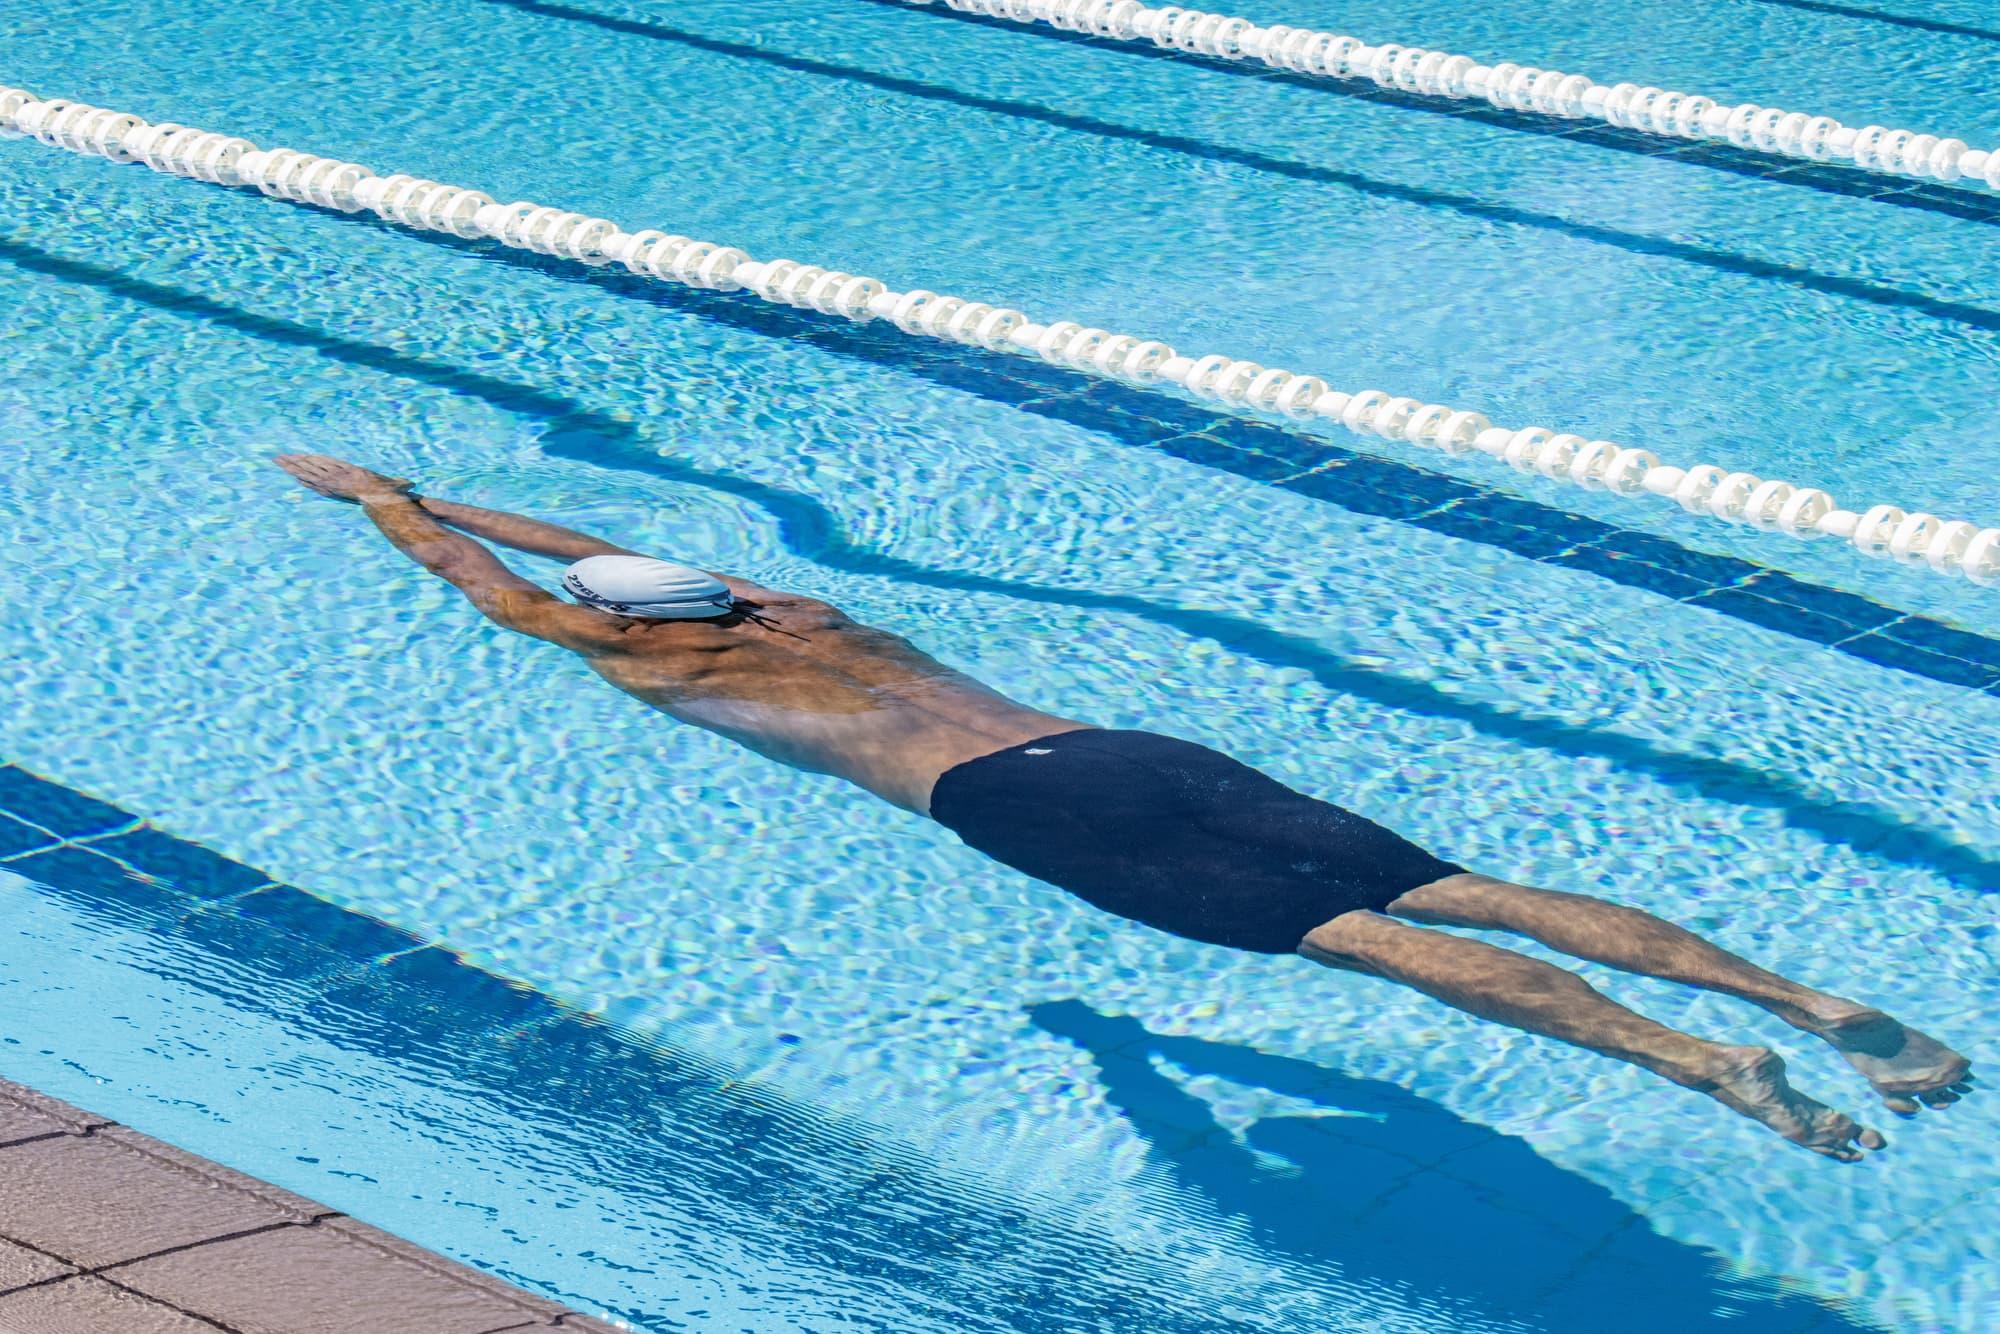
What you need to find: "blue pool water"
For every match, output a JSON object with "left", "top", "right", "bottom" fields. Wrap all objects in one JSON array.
[{"left": 2, "top": 0, "right": 1997, "bottom": 1329}]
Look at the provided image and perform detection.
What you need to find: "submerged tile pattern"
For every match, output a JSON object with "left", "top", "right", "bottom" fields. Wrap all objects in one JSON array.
[
  {"left": 1023, "top": 386, "right": 2000, "bottom": 696},
  {"left": 0, "top": 764, "right": 1254, "bottom": 1333},
  {"left": 0, "top": 770, "right": 627, "bottom": 1332},
  {"left": 459, "top": 0, "right": 2000, "bottom": 694},
  {"left": 11, "top": 205, "right": 2000, "bottom": 705},
  {"left": 865, "top": 0, "right": 2000, "bottom": 228},
  {"left": 0, "top": 767, "right": 1892, "bottom": 1331},
  {"left": 0, "top": 1079, "right": 621, "bottom": 1333}
]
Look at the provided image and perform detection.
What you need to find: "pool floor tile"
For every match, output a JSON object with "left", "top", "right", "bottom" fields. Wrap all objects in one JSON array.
[
  {"left": 1873, "top": 614, "right": 2000, "bottom": 672},
  {"left": 87, "top": 829, "right": 272, "bottom": 900},
  {"left": 1154, "top": 432, "right": 1303, "bottom": 482},
  {"left": 1685, "top": 586, "right": 1861, "bottom": 648},
  {"left": 3, "top": 847, "right": 165, "bottom": 915},
  {"left": 1542, "top": 545, "right": 1714, "bottom": 600},
  {"left": 1838, "top": 630, "right": 2000, "bottom": 690},
  {"left": 1738, "top": 571, "right": 1902, "bottom": 634},
  {"left": 231, "top": 884, "right": 427, "bottom": 958},
  {"left": 0, "top": 768, "right": 133, "bottom": 840},
  {"left": 0, "top": 812, "right": 58, "bottom": 860},
  {"left": 1412, "top": 506, "right": 1585, "bottom": 560}
]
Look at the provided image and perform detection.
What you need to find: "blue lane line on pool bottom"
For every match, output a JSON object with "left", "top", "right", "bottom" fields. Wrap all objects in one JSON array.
[
  {"left": 0, "top": 763, "right": 1899, "bottom": 1334},
  {"left": 5, "top": 226, "right": 1999, "bottom": 700},
  {"left": 12, "top": 210, "right": 1990, "bottom": 887},
  {"left": 0, "top": 760, "right": 1230, "bottom": 1334},
  {"left": 486, "top": 0, "right": 2000, "bottom": 337},
  {"left": 1014, "top": 380, "right": 2000, "bottom": 694},
  {"left": 841, "top": 0, "right": 2000, "bottom": 228},
  {"left": 1750, "top": 0, "right": 2000, "bottom": 44}
]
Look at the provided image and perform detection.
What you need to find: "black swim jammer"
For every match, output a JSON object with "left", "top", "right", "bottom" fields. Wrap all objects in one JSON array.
[{"left": 929, "top": 729, "right": 1463, "bottom": 954}]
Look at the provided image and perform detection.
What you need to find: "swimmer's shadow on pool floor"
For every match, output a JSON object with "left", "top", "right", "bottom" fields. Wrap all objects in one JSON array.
[{"left": 1030, "top": 1000, "right": 1881, "bottom": 1334}]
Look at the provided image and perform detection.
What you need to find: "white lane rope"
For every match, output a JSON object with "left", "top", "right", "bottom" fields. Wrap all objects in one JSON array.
[
  {"left": 897, "top": 0, "right": 2000, "bottom": 192},
  {"left": 4, "top": 85, "right": 1995, "bottom": 587}
]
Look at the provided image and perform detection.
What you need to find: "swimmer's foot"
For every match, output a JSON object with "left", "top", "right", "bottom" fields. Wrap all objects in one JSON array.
[
  {"left": 1801, "top": 1006, "right": 1975, "bottom": 1117},
  {"left": 1694, "top": 1046, "right": 1886, "bottom": 1163}
]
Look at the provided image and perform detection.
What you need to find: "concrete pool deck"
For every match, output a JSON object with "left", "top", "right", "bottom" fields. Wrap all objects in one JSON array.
[{"left": 0, "top": 1077, "right": 621, "bottom": 1333}]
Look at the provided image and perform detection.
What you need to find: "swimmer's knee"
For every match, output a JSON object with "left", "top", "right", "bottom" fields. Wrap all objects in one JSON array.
[
  {"left": 1385, "top": 871, "right": 1522, "bottom": 924},
  {"left": 1298, "top": 909, "right": 1409, "bottom": 972}
]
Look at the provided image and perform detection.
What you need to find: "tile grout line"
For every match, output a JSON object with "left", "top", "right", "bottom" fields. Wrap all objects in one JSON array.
[
  {"left": 70, "top": 1270, "right": 243, "bottom": 1333},
  {"left": 0, "top": 1226, "right": 82, "bottom": 1298},
  {"left": 90, "top": 1217, "right": 340, "bottom": 1281},
  {"left": 0, "top": 1129, "right": 93, "bottom": 1152},
  {"left": 0, "top": 1077, "right": 617, "bottom": 1330}
]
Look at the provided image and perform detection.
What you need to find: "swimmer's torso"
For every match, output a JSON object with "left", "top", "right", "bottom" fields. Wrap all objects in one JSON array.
[{"left": 572, "top": 590, "right": 1083, "bottom": 813}]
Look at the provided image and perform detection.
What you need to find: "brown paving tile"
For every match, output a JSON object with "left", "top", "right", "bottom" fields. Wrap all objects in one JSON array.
[
  {"left": 0, "top": 1274, "right": 228, "bottom": 1332},
  {"left": 0, "top": 1234, "right": 76, "bottom": 1293},
  {"left": 0, "top": 1078, "right": 607, "bottom": 1329},
  {"left": 98, "top": 1127, "right": 328, "bottom": 1218},
  {"left": 321, "top": 1217, "right": 569, "bottom": 1319},
  {"left": 0, "top": 1133, "right": 313, "bottom": 1268},
  {"left": 0, "top": 1085, "right": 105, "bottom": 1146},
  {"left": 482, "top": 1320, "right": 628, "bottom": 1334},
  {"left": 109, "top": 1221, "right": 566, "bottom": 1333}
]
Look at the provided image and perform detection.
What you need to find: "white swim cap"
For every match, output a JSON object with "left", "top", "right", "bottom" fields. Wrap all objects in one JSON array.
[{"left": 562, "top": 555, "right": 735, "bottom": 620}]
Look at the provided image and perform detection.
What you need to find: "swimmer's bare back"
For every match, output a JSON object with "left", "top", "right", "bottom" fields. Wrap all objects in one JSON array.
[
  {"left": 276, "top": 455, "right": 1973, "bottom": 1162},
  {"left": 275, "top": 456, "right": 1079, "bottom": 814}
]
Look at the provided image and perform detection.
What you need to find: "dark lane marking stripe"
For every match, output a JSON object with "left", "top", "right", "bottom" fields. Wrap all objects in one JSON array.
[
  {"left": 472, "top": 0, "right": 2000, "bottom": 337},
  {"left": 0, "top": 763, "right": 1226, "bottom": 1332},
  {"left": 6, "top": 225, "right": 1998, "bottom": 889},
  {"left": 1750, "top": 0, "right": 2000, "bottom": 42},
  {"left": 7, "top": 220, "right": 1996, "bottom": 700},
  {"left": 846, "top": 0, "right": 2000, "bottom": 227}
]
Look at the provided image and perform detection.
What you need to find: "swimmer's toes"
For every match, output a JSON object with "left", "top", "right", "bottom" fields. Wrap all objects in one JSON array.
[
  {"left": 1818, "top": 1011, "right": 1972, "bottom": 1109},
  {"left": 1705, "top": 1048, "right": 1883, "bottom": 1163},
  {"left": 1807, "top": 1108, "right": 1884, "bottom": 1162}
]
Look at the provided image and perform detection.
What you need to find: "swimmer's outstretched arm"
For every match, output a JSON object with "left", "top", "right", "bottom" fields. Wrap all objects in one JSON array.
[
  {"left": 412, "top": 496, "right": 643, "bottom": 563},
  {"left": 415, "top": 494, "right": 775, "bottom": 602},
  {"left": 273, "top": 455, "right": 626, "bottom": 650}
]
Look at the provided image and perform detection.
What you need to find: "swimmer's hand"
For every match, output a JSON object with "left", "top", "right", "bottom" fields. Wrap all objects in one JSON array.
[{"left": 274, "top": 453, "right": 417, "bottom": 505}]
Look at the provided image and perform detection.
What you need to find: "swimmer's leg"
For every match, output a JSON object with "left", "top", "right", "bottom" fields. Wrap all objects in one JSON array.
[
  {"left": 1387, "top": 873, "right": 1973, "bottom": 1117},
  {"left": 1300, "top": 910, "right": 1884, "bottom": 1161}
]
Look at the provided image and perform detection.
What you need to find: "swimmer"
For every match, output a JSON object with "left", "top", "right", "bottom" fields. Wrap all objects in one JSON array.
[{"left": 274, "top": 453, "right": 1973, "bottom": 1161}]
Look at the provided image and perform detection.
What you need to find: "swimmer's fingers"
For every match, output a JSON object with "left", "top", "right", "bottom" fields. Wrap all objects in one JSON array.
[
  {"left": 273, "top": 454, "right": 410, "bottom": 503},
  {"left": 273, "top": 454, "right": 345, "bottom": 496}
]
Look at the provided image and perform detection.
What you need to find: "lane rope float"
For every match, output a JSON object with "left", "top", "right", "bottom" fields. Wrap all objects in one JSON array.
[
  {"left": 896, "top": 0, "right": 2000, "bottom": 191},
  {"left": 4, "top": 84, "right": 1994, "bottom": 586}
]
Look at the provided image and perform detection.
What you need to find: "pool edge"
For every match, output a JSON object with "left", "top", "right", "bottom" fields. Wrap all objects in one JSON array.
[{"left": 0, "top": 1076, "right": 627, "bottom": 1332}]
